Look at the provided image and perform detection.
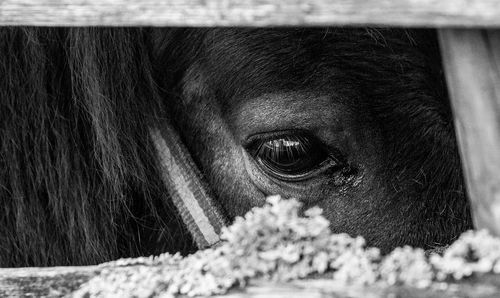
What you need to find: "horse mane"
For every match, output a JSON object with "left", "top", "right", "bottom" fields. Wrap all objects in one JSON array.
[{"left": 0, "top": 27, "right": 193, "bottom": 267}]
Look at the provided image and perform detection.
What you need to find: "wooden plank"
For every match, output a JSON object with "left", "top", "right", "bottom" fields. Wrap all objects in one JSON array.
[
  {"left": 438, "top": 29, "right": 500, "bottom": 236},
  {"left": 1, "top": 0, "right": 500, "bottom": 27},
  {"left": 1, "top": 265, "right": 500, "bottom": 297},
  {"left": 0, "top": 266, "right": 99, "bottom": 297}
]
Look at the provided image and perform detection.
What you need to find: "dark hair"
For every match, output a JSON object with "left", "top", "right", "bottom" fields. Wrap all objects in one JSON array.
[{"left": 0, "top": 27, "right": 193, "bottom": 267}]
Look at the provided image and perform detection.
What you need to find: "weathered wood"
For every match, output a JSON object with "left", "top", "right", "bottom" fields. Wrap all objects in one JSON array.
[
  {"left": 1, "top": 0, "right": 500, "bottom": 27},
  {"left": 0, "top": 266, "right": 100, "bottom": 297},
  {"left": 1, "top": 265, "right": 500, "bottom": 297},
  {"left": 438, "top": 29, "right": 500, "bottom": 236}
]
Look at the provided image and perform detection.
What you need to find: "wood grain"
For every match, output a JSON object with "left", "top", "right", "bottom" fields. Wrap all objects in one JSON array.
[
  {"left": 438, "top": 29, "right": 500, "bottom": 236},
  {"left": 1, "top": 264, "right": 500, "bottom": 297},
  {"left": 1, "top": 0, "right": 500, "bottom": 27},
  {"left": 0, "top": 266, "right": 99, "bottom": 297}
]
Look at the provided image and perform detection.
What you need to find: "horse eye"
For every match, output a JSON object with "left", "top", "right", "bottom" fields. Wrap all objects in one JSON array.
[{"left": 247, "top": 133, "right": 340, "bottom": 181}]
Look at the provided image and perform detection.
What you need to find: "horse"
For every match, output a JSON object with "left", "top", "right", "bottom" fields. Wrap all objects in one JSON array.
[{"left": 0, "top": 27, "right": 471, "bottom": 267}]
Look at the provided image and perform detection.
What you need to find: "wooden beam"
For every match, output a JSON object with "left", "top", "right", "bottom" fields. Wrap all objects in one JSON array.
[
  {"left": 1, "top": 0, "right": 500, "bottom": 27},
  {"left": 0, "top": 266, "right": 99, "bottom": 296},
  {"left": 1, "top": 265, "right": 500, "bottom": 297},
  {"left": 438, "top": 29, "right": 500, "bottom": 236}
]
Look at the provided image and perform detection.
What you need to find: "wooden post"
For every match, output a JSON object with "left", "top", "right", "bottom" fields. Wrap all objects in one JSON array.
[{"left": 438, "top": 29, "right": 500, "bottom": 235}]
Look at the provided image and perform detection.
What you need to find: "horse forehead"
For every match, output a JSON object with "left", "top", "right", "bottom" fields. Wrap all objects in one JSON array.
[
  {"left": 194, "top": 28, "right": 413, "bottom": 91},
  {"left": 225, "top": 92, "right": 348, "bottom": 142},
  {"left": 203, "top": 29, "right": 321, "bottom": 61},
  {"left": 200, "top": 28, "right": 411, "bottom": 58},
  {"left": 191, "top": 30, "right": 344, "bottom": 108},
  {"left": 180, "top": 28, "right": 424, "bottom": 121}
]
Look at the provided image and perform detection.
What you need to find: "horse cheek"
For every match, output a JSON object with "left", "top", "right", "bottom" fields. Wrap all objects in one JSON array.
[{"left": 175, "top": 68, "right": 266, "bottom": 219}]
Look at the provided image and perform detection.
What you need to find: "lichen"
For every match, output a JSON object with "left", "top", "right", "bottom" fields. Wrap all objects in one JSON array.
[
  {"left": 73, "top": 196, "right": 500, "bottom": 297},
  {"left": 379, "top": 246, "right": 433, "bottom": 288},
  {"left": 430, "top": 229, "right": 500, "bottom": 281}
]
